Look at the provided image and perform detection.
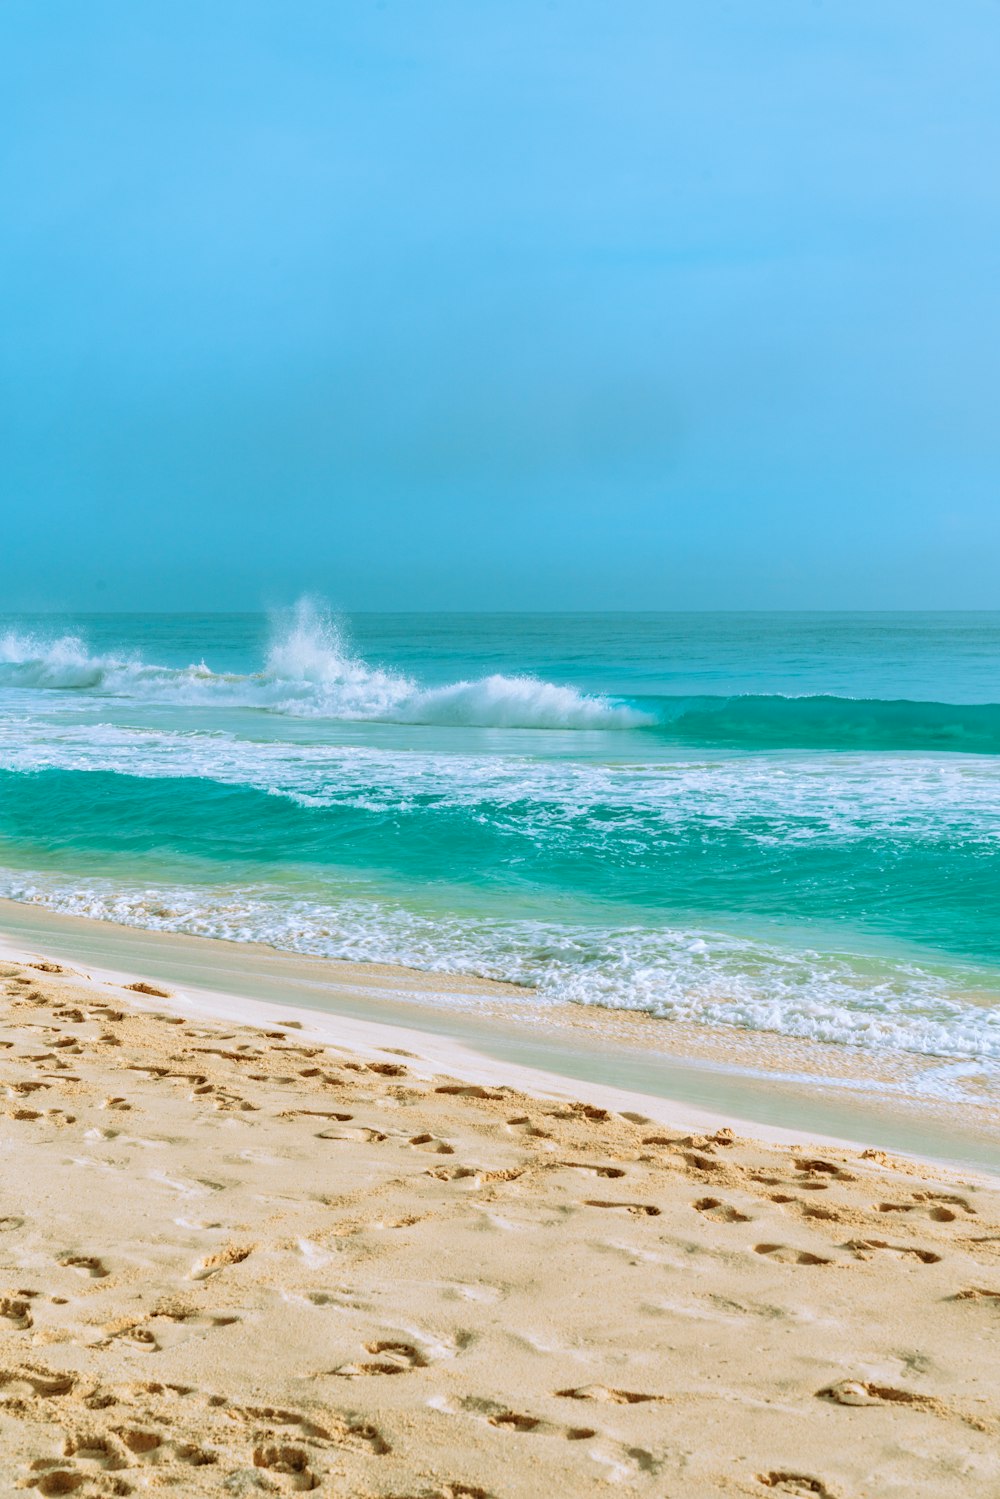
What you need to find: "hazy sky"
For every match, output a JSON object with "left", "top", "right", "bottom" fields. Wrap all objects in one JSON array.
[{"left": 3, "top": 1, "right": 999, "bottom": 611}]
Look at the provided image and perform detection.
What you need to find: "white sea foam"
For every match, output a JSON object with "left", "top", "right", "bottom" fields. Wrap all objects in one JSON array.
[
  {"left": 0, "top": 602, "right": 648, "bottom": 730},
  {"left": 2, "top": 867, "right": 998, "bottom": 1075},
  {"left": 0, "top": 717, "right": 997, "bottom": 845}
]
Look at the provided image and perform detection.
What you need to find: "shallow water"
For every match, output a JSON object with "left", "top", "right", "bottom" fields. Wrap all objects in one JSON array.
[{"left": 1, "top": 604, "right": 998, "bottom": 1085}]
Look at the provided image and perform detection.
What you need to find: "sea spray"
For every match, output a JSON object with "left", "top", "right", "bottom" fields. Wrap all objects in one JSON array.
[{"left": 0, "top": 600, "right": 648, "bottom": 729}]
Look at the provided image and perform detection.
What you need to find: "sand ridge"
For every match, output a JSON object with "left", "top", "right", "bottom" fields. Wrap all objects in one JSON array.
[{"left": 1, "top": 958, "right": 999, "bottom": 1497}]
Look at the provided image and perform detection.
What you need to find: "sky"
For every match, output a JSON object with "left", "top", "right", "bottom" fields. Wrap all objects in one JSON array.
[{"left": 2, "top": 1, "right": 1000, "bottom": 612}]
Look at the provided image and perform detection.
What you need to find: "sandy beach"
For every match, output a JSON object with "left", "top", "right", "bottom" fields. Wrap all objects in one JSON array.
[{"left": 1, "top": 936, "right": 999, "bottom": 1498}]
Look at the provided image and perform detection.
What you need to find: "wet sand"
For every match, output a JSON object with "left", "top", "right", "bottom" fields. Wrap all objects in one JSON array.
[{"left": 1, "top": 900, "right": 998, "bottom": 1173}]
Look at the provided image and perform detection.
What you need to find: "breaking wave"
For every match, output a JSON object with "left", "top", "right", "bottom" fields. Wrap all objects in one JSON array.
[
  {"left": 3, "top": 600, "right": 999, "bottom": 748},
  {"left": 0, "top": 601, "right": 648, "bottom": 730}
]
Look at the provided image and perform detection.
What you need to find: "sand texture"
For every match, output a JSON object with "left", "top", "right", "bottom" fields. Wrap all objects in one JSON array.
[{"left": 1, "top": 956, "right": 999, "bottom": 1498}]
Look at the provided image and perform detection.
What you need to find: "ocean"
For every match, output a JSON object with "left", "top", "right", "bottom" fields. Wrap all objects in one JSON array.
[{"left": 1, "top": 603, "right": 998, "bottom": 1076}]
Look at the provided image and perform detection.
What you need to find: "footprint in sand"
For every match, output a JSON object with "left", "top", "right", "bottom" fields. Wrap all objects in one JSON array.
[
  {"left": 505, "top": 1115, "right": 554, "bottom": 1139},
  {"left": 842, "top": 1237, "right": 941, "bottom": 1264},
  {"left": 409, "top": 1133, "right": 455, "bottom": 1155},
  {"left": 792, "top": 1157, "right": 856, "bottom": 1183},
  {"left": 433, "top": 1394, "right": 593, "bottom": 1444},
  {"left": 61, "top": 1431, "right": 132, "bottom": 1472},
  {"left": 551, "top": 1103, "right": 611, "bottom": 1124},
  {"left": 283, "top": 1109, "right": 353, "bottom": 1123},
  {"left": 758, "top": 1472, "right": 838, "bottom": 1498},
  {"left": 188, "top": 1244, "right": 253, "bottom": 1281},
  {"left": 817, "top": 1378, "right": 945, "bottom": 1415},
  {"left": 556, "top": 1385, "right": 664, "bottom": 1405},
  {"left": 174, "top": 1441, "right": 220, "bottom": 1466},
  {"left": 754, "top": 1243, "right": 832, "bottom": 1267},
  {"left": 317, "top": 1125, "right": 387, "bottom": 1143},
  {"left": 335, "top": 1340, "right": 429, "bottom": 1376},
  {"left": 583, "top": 1199, "right": 661, "bottom": 1217},
  {"left": 0, "top": 1296, "right": 33, "bottom": 1329},
  {"left": 800, "top": 1204, "right": 848, "bottom": 1224},
  {"left": 556, "top": 1161, "right": 626, "bottom": 1179},
  {"left": 231, "top": 1399, "right": 385, "bottom": 1453},
  {"left": 439, "top": 1396, "right": 652, "bottom": 1478},
  {"left": 119, "top": 1428, "right": 163, "bottom": 1454},
  {"left": 435, "top": 1083, "right": 505, "bottom": 1099},
  {"left": 878, "top": 1197, "right": 966, "bottom": 1224},
  {"left": 109, "top": 1323, "right": 161, "bottom": 1351},
  {"left": 919, "top": 1190, "right": 977, "bottom": 1215},
  {"left": 678, "top": 1150, "right": 733, "bottom": 1176},
  {"left": 488, "top": 1411, "right": 547, "bottom": 1432},
  {"left": 425, "top": 1164, "right": 479, "bottom": 1182},
  {"left": 588, "top": 1439, "right": 662, "bottom": 1481},
  {"left": 693, "top": 1196, "right": 750, "bottom": 1223},
  {"left": 0, "top": 1366, "right": 76, "bottom": 1401},
  {"left": 252, "top": 1442, "right": 319, "bottom": 1490},
  {"left": 59, "top": 1254, "right": 110, "bottom": 1279},
  {"left": 32, "top": 1469, "right": 93, "bottom": 1495}
]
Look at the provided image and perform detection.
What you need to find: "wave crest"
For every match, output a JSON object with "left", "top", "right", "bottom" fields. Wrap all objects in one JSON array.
[
  {"left": 0, "top": 601, "right": 647, "bottom": 730},
  {"left": 0, "top": 631, "right": 126, "bottom": 691}
]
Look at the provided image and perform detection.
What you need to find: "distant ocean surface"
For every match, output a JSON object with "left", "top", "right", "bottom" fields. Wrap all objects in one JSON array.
[{"left": 1, "top": 605, "right": 998, "bottom": 1081}]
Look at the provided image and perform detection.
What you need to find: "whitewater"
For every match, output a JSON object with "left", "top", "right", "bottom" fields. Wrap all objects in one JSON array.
[
  {"left": 0, "top": 600, "right": 649, "bottom": 729},
  {"left": 0, "top": 603, "right": 998, "bottom": 1076}
]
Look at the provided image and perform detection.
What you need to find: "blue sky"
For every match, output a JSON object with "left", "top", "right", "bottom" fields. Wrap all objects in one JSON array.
[{"left": 3, "top": 1, "right": 999, "bottom": 610}]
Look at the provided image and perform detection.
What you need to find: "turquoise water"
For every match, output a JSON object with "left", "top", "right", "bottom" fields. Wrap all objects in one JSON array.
[{"left": 1, "top": 604, "right": 998, "bottom": 1076}]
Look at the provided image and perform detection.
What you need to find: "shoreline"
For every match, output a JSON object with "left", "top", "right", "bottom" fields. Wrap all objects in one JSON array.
[
  {"left": 1, "top": 897, "right": 998, "bottom": 1174},
  {"left": 2, "top": 912, "right": 1000, "bottom": 1495}
]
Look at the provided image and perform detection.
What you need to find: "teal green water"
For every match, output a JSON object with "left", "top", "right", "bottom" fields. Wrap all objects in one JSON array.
[{"left": 1, "top": 604, "right": 998, "bottom": 1083}]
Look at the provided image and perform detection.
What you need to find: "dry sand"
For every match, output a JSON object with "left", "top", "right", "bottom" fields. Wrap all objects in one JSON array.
[{"left": 1, "top": 950, "right": 999, "bottom": 1498}]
